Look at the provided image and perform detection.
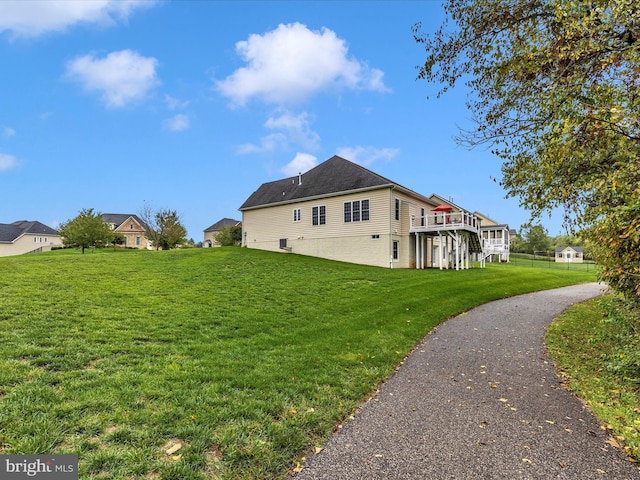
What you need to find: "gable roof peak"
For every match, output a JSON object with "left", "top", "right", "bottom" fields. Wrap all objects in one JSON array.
[{"left": 240, "top": 155, "right": 400, "bottom": 210}]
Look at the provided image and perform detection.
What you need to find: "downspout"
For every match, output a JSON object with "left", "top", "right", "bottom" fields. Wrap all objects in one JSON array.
[{"left": 389, "top": 186, "right": 396, "bottom": 268}]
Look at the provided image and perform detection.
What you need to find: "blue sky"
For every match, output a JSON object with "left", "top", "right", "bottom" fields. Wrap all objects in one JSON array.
[{"left": 0, "top": 0, "right": 566, "bottom": 240}]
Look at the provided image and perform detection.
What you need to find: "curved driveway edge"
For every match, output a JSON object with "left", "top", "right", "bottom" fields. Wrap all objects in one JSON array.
[{"left": 293, "top": 283, "right": 640, "bottom": 480}]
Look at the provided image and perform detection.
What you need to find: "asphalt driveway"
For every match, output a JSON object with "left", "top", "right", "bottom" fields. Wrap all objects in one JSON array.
[{"left": 292, "top": 283, "right": 640, "bottom": 480}]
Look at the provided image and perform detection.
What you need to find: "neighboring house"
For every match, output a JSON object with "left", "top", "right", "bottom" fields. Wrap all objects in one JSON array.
[
  {"left": 102, "top": 214, "right": 151, "bottom": 249},
  {"left": 239, "top": 155, "right": 486, "bottom": 269},
  {"left": 203, "top": 218, "right": 242, "bottom": 247},
  {"left": 0, "top": 220, "right": 62, "bottom": 257},
  {"left": 473, "top": 211, "right": 511, "bottom": 263},
  {"left": 555, "top": 246, "right": 584, "bottom": 263}
]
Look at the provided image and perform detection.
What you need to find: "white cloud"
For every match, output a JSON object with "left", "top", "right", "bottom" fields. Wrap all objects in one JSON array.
[
  {"left": 164, "top": 94, "right": 189, "bottom": 110},
  {"left": 237, "top": 133, "right": 287, "bottom": 155},
  {"left": 3, "top": 127, "right": 15, "bottom": 137},
  {"left": 0, "top": 153, "right": 18, "bottom": 171},
  {"left": 237, "top": 110, "right": 320, "bottom": 155},
  {"left": 281, "top": 153, "right": 318, "bottom": 177},
  {"left": 216, "top": 22, "right": 389, "bottom": 106},
  {"left": 163, "top": 114, "right": 190, "bottom": 132},
  {"left": 0, "top": 0, "right": 155, "bottom": 38},
  {"left": 66, "top": 50, "right": 160, "bottom": 108},
  {"left": 336, "top": 146, "right": 399, "bottom": 166}
]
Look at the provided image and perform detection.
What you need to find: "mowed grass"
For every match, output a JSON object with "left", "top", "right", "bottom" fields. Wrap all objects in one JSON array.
[
  {"left": 0, "top": 248, "right": 595, "bottom": 479},
  {"left": 546, "top": 297, "right": 640, "bottom": 462}
]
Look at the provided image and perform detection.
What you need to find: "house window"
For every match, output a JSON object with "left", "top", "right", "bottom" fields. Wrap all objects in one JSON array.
[
  {"left": 395, "top": 199, "right": 400, "bottom": 220},
  {"left": 130, "top": 224, "right": 134, "bottom": 230},
  {"left": 393, "top": 240, "right": 399, "bottom": 260},
  {"left": 362, "top": 199, "right": 369, "bottom": 221},
  {"left": 293, "top": 208, "right": 301, "bottom": 222},
  {"left": 312, "top": 205, "right": 326, "bottom": 226},
  {"left": 279, "top": 238, "right": 288, "bottom": 249},
  {"left": 421, "top": 208, "right": 425, "bottom": 227},
  {"left": 135, "top": 236, "right": 141, "bottom": 246},
  {"left": 352, "top": 201, "right": 360, "bottom": 222},
  {"left": 344, "top": 202, "right": 351, "bottom": 223},
  {"left": 344, "top": 199, "right": 370, "bottom": 223}
]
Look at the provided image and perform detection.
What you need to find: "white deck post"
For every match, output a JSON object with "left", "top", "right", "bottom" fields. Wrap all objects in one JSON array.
[{"left": 415, "top": 234, "right": 419, "bottom": 269}]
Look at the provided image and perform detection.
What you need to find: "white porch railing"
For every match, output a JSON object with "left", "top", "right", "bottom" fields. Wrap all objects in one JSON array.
[{"left": 410, "top": 211, "right": 481, "bottom": 233}]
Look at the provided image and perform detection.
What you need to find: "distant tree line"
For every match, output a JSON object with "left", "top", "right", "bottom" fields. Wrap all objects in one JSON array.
[{"left": 510, "top": 224, "right": 590, "bottom": 258}]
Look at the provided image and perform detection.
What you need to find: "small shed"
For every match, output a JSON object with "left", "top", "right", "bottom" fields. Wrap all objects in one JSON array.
[{"left": 555, "top": 246, "right": 584, "bottom": 263}]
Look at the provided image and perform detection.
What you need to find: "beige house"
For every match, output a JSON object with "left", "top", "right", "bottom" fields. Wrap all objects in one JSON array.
[
  {"left": 239, "top": 155, "right": 487, "bottom": 269},
  {"left": 0, "top": 220, "right": 62, "bottom": 257},
  {"left": 102, "top": 214, "right": 151, "bottom": 249},
  {"left": 473, "top": 211, "right": 511, "bottom": 263},
  {"left": 555, "top": 246, "right": 584, "bottom": 263},
  {"left": 203, "top": 218, "right": 241, "bottom": 247}
]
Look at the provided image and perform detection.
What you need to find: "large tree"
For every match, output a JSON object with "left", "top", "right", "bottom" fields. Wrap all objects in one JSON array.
[
  {"left": 521, "top": 224, "right": 551, "bottom": 254},
  {"left": 414, "top": 1, "right": 640, "bottom": 302},
  {"left": 59, "top": 208, "right": 114, "bottom": 254},
  {"left": 139, "top": 203, "right": 187, "bottom": 250}
]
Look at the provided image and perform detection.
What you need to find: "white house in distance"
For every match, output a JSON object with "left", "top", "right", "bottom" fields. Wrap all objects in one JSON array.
[
  {"left": 239, "top": 155, "right": 509, "bottom": 270},
  {"left": 555, "top": 246, "right": 584, "bottom": 263},
  {"left": 0, "top": 220, "right": 62, "bottom": 257}
]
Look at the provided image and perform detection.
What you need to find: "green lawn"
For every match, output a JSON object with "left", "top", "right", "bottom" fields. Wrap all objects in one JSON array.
[
  {"left": 0, "top": 248, "right": 595, "bottom": 479},
  {"left": 546, "top": 296, "right": 640, "bottom": 462}
]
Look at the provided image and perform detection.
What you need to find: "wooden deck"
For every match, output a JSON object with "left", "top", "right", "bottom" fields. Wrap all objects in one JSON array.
[{"left": 410, "top": 211, "right": 481, "bottom": 236}]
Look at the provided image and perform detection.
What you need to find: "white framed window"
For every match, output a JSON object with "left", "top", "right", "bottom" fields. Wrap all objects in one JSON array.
[
  {"left": 344, "top": 199, "right": 370, "bottom": 223},
  {"left": 393, "top": 240, "right": 399, "bottom": 260},
  {"left": 395, "top": 198, "right": 400, "bottom": 220},
  {"left": 312, "top": 205, "right": 326, "bottom": 226},
  {"left": 293, "top": 208, "right": 301, "bottom": 222}
]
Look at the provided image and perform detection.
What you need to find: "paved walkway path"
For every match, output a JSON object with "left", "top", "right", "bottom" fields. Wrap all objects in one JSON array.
[{"left": 293, "top": 283, "right": 640, "bottom": 479}]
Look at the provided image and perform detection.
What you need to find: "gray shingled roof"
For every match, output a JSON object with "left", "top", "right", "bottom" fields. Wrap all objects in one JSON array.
[
  {"left": 555, "top": 246, "right": 584, "bottom": 253},
  {"left": 204, "top": 218, "right": 241, "bottom": 232},
  {"left": 102, "top": 214, "right": 146, "bottom": 229},
  {"left": 240, "top": 155, "right": 401, "bottom": 210},
  {"left": 0, "top": 221, "right": 58, "bottom": 243}
]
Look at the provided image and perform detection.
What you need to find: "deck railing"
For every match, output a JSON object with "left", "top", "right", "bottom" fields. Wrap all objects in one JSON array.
[{"left": 411, "top": 211, "right": 480, "bottom": 233}]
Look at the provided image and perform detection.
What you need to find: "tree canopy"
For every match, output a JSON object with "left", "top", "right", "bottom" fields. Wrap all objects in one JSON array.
[
  {"left": 139, "top": 203, "right": 187, "bottom": 250},
  {"left": 414, "top": 0, "right": 640, "bottom": 302},
  {"left": 215, "top": 225, "right": 243, "bottom": 247},
  {"left": 59, "top": 208, "right": 114, "bottom": 254}
]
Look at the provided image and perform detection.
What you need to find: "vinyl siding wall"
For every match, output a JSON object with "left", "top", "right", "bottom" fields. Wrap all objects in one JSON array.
[
  {"left": 0, "top": 234, "right": 63, "bottom": 257},
  {"left": 242, "top": 188, "right": 395, "bottom": 267},
  {"left": 242, "top": 187, "right": 440, "bottom": 268}
]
